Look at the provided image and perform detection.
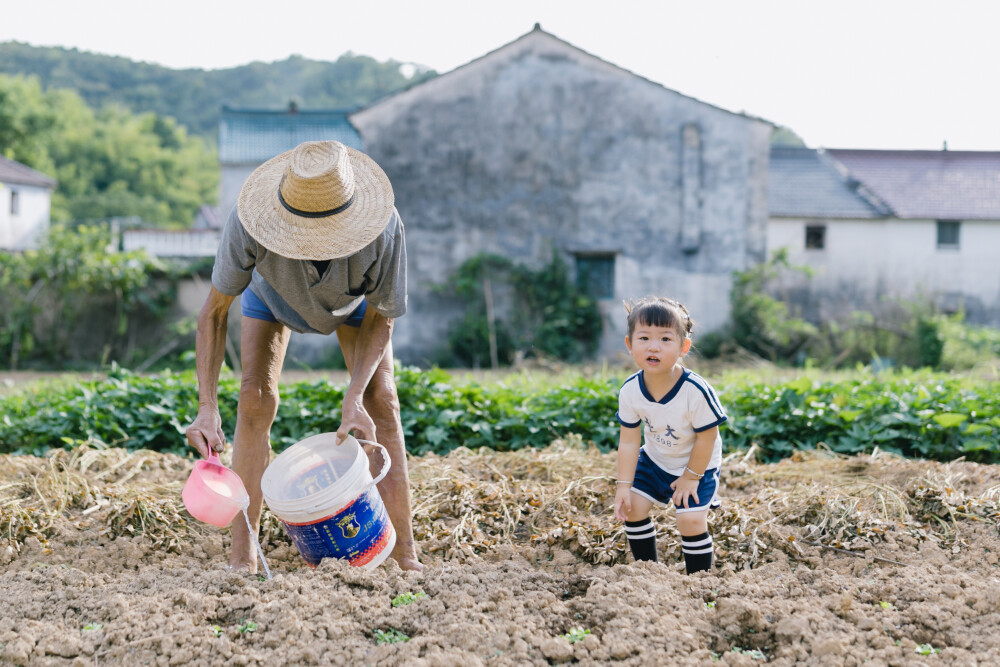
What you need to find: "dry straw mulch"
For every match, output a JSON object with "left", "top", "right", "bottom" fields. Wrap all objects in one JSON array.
[{"left": 5, "top": 438, "right": 999, "bottom": 572}]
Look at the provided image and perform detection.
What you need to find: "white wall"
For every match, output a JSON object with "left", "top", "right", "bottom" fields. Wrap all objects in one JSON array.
[
  {"left": 122, "top": 229, "right": 221, "bottom": 257},
  {"left": 0, "top": 183, "right": 51, "bottom": 250},
  {"left": 767, "top": 217, "right": 1000, "bottom": 323}
]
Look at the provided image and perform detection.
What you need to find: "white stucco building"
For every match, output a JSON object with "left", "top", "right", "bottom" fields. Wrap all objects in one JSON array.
[
  {"left": 0, "top": 156, "right": 57, "bottom": 250},
  {"left": 768, "top": 147, "right": 1000, "bottom": 326}
]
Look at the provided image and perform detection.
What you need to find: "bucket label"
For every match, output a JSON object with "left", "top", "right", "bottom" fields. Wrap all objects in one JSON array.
[{"left": 282, "top": 487, "right": 393, "bottom": 567}]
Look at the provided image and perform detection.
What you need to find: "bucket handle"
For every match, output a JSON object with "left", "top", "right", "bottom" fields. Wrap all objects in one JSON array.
[{"left": 357, "top": 439, "right": 392, "bottom": 488}]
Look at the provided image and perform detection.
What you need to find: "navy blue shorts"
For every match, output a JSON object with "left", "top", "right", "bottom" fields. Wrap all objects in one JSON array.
[
  {"left": 241, "top": 289, "right": 367, "bottom": 328},
  {"left": 631, "top": 448, "right": 721, "bottom": 514}
]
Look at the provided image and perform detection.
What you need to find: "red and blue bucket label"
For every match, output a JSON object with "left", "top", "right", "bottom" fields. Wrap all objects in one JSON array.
[{"left": 281, "top": 487, "right": 393, "bottom": 567}]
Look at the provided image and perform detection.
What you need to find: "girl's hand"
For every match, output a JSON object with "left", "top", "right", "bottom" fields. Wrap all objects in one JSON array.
[
  {"left": 670, "top": 476, "right": 701, "bottom": 508},
  {"left": 614, "top": 485, "right": 632, "bottom": 521}
]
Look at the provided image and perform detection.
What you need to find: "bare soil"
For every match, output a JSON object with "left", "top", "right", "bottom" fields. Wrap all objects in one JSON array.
[{"left": 2, "top": 439, "right": 999, "bottom": 666}]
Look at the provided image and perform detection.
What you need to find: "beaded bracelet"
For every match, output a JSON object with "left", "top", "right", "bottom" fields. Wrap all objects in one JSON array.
[{"left": 684, "top": 466, "right": 704, "bottom": 479}]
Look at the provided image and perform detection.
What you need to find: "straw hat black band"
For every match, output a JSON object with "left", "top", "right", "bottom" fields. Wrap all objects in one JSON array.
[{"left": 278, "top": 189, "right": 356, "bottom": 218}]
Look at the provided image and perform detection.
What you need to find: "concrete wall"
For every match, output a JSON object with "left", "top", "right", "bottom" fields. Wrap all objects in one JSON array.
[
  {"left": 767, "top": 216, "right": 1000, "bottom": 325},
  {"left": 352, "top": 30, "right": 771, "bottom": 362},
  {"left": 0, "top": 183, "right": 51, "bottom": 250}
]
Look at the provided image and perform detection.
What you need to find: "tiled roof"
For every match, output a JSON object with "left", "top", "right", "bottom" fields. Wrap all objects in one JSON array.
[
  {"left": 219, "top": 106, "right": 363, "bottom": 164},
  {"left": 826, "top": 149, "right": 1000, "bottom": 220},
  {"left": 0, "top": 155, "right": 57, "bottom": 188},
  {"left": 768, "top": 147, "right": 889, "bottom": 219}
]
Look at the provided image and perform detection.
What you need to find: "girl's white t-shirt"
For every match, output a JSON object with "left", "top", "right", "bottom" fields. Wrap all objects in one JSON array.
[{"left": 617, "top": 368, "right": 727, "bottom": 475}]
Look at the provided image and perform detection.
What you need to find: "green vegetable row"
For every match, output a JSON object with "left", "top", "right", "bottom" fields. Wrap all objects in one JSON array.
[{"left": 2, "top": 366, "right": 998, "bottom": 463}]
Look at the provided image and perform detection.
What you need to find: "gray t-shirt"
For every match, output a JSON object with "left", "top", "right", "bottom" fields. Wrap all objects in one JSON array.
[{"left": 211, "top": 205, "right": 407, "bottom": 335}]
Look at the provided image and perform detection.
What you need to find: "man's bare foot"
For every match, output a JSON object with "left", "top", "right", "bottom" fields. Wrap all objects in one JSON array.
[
  {"left": 391, "top": 540, "right": 423, "bottom": 572},
  {"left": 394, "top": 556, "right": 423, "bottom": 572},
  {"left": 228, "top": 558, "right": 258, "bottom": 574}
]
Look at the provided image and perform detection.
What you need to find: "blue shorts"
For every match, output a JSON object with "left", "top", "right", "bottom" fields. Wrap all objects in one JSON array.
[
  {"left": 241, "top": 289, "right": 367, "bottom": 328},
  {"left": 631, "top": 448, "right": 721, "bottom": 514}
]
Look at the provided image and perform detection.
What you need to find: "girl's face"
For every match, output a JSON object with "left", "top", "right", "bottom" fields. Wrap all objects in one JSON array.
[{"left": 625, "top": 322, "right": 690, "bottom": 376}]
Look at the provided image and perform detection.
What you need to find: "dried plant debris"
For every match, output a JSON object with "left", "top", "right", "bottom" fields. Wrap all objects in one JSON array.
[{"left": 1, "top": 438, "right": 999, "bottom": 570}]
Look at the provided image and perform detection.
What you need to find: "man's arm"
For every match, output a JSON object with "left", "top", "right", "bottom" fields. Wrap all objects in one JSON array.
[
  {"left": 185, "top": 286, "right": 236, "bottom": 457},
  {"left": 336, "top": 305, "right": 394, "bottom": 443}
]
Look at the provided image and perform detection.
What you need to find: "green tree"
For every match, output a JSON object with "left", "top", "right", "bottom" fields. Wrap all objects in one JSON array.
[
  {"left": 0, "top": 74, "right": 217, "bottom": 226},
  {"left": 0, "top": 43, "right": 437, "bottom": 139}
]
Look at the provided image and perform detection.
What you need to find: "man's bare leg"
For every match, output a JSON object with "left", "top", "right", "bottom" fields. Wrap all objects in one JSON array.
[
  {"left": 230, "top": 316, "right": 290, "bottom": 572},
  {"left": 337, "top": 327, "right": 422, "bottom": 571}
]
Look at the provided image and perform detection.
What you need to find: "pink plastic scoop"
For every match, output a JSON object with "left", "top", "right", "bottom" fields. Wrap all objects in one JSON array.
[{"left": 182, "top": 452, "right": 250, "bottom": 528}]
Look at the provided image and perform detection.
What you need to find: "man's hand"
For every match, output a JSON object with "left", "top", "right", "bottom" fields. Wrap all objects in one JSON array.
[
  {"left": 185, "top": 407, "right": 226, "bottom": 458},
  {"left": 614, "top": 485, "right": 633, "bottom": 522},
  {"left": 670, "top": 476, "right": 701, "bottom": 509},
  {"left": 336, "top": 396, "right": 376, "bottom": 444}
]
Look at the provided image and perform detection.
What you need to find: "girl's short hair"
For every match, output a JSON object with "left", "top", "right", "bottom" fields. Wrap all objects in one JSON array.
[{"left": 624, "top": 296, "right": 694, "bottom": 340}]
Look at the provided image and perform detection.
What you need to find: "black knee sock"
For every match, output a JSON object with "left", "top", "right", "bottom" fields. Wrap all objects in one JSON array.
[
  {"left": 682, "top": 531, "right": 713, "bottom": 574},
  {"left": 625, "top": 518, "right": 658, "bottom": 562}
]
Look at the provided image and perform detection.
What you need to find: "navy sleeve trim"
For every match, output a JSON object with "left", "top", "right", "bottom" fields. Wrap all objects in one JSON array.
[
  {"left": 693, "top": 416, "right": 728, "bottom": 432},
  {"left": 619, "top": 371, "right": 641, "bottom": 391},
  {"left": 685, "top": 372, "right": 727, "bottom": 422},
  {"left": 616, "top": 412, "right": 642, "bottom": 428}
]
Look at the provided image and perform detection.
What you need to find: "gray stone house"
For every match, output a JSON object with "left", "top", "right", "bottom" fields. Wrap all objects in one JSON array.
[{"left": 350, "top": 25, "right": 774, "bottom": 362}]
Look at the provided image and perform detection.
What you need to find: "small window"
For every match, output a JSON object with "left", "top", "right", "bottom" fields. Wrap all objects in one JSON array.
[
  {"left": 937, "top": 220, "right": 960, "bottom": 249},
  {"left": 805, "top": 224, "right": 826, "bottom": 250},
  {"left": 575, "top": 254, "right": 615, "bottom": 300},
  {"left": 10, "top": 190, "right": 19, "bottom": 216}
]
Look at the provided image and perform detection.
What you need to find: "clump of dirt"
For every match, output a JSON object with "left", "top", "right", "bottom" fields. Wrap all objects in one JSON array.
[{"left": 2, "top": 439, "right": 1000, "bottom": 665}]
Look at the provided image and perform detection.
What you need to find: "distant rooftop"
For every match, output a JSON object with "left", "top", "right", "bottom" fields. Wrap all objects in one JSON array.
[
  {"left": 219, "top": 103, "right": 363, "bottom": 164},
  {"left": 768, "top": 147, "right": 888, "bottom": 219},
  {"left": 0, "top": 155, "right": 57, "bottom": 189},
  {"left": 826, "top": 149, "right": 1000, "bottom": 220}
]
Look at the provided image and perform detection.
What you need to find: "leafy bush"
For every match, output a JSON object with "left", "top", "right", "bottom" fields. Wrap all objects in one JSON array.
[
  {"left": 0, "top": 225, "right": 177, "bottom": 369},
  {"left": 438, "top": 252, "right": 602, "bottom": 366},
  {"left": 725, "top": 249, "right": 816, "bottom": 362},
  {"left": 708, "top": 251, "right": 997, "bottom": 371},
  {"left": 1, "top": 366, "right": 998, "bottom": 464}
]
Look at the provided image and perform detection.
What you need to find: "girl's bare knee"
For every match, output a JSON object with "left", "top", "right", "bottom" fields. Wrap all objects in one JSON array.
[{"left": 676, "top": 511, "right": 708, "bottom": 535}]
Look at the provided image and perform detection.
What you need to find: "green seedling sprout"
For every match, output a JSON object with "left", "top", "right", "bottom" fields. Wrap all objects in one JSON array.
[
  {"left": 238, "top": 619, "right": 258, "bottom": 634},
  {"left": 705, "top": 601, "right": 716, "bottom": 609},
  {"left": 211, "top": 625, "right": 223, "bottom": 637},
  {"left": 391, "top": 591, "right": 428, "bottom": 607},
  {"left": 82, "top": 623, "right": 103, "bottom": 632},
  {"left": 731, "top": 647, "right": 767, "bottom": 660},
  {"left": 915, "top": 644, "right": 940, "bottom": 656},
  {"left": 562, "top": 627, "right": 591, "bottom": 643},
  {"left": 878, "top": 601, "right": 895, "bottom": 610},
  {"left": 374, "top": 628, "right": 410, "bottom": 644}
]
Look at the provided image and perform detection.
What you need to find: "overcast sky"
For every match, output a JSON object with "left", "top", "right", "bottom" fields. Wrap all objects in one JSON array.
[{"left": 3, "top": 0, "right": 998, "bottom": 151}]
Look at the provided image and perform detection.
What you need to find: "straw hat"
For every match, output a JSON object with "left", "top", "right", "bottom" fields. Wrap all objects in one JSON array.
[{"left": 237, "top": 141, "right": 394, "bottom": 260}]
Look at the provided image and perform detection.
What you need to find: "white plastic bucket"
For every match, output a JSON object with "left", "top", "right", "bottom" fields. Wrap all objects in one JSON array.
[{"left": 261, "top": 433, "right": 396, "bottom": 569}]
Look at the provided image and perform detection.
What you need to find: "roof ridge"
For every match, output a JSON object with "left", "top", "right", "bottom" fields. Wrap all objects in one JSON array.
[
  {"left": 818, "top": 149, "right": 895, "bottom": 217},
  {"left": 352, "top": 25, "right": 774, "bottom": 126}
]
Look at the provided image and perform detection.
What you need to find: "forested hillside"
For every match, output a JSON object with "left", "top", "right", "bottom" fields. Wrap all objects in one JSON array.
[{"left": 0, "top": 42, "right": 437, "bottom": 139}]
